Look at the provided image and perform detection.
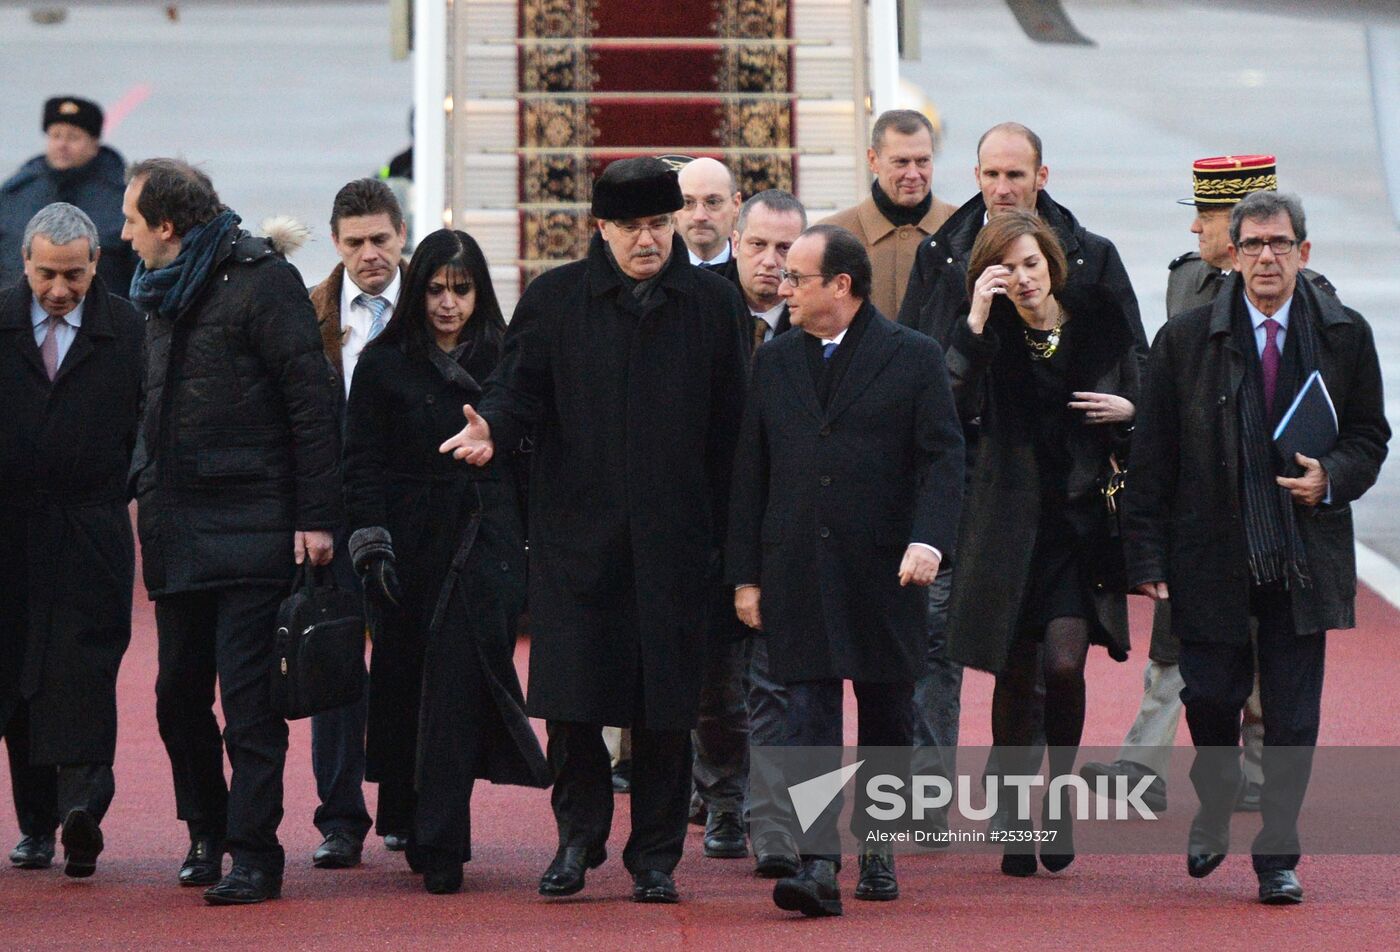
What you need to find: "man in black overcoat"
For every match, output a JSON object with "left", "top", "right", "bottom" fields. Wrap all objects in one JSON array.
[
  {"left": 124, "top": 159, "right": 341, "bottom": 905},
  {"left": 0, "top": 203, "right": 143, "bottom": 877},
  {"left": 441, "top": 157, "right": 749, "bottom": 904},
  {"left": 682, "top": 185, "right": 806, "bottom": 864},
  {"left": 1126, "top": 191, "right": 1389, "bottom": 905},
  {"left": 726, "top": 225, "right": 965, "bottom": 916}
]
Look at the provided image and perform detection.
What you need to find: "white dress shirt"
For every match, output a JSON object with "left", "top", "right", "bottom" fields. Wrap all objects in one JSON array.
[
  {"left": 688, "top": 242, "right": 733, "bottom": 268},
  {"left": 1242, "top": 290, "right": 1293, "bottom": 357},
  {"left": 339, "top": 269, "right": 402, "bottom": 396},
  {"left": 31, "top": 295, "right": 83, "bottom": 369}
]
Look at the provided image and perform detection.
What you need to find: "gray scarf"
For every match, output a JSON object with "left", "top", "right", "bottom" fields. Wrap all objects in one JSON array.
[{"left": 1235, "top": 288, "right": 1320, "bottom": 586}]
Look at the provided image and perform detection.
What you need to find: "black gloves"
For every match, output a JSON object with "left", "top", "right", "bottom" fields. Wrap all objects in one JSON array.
[{"left": 360, "top": 555, "right": 403, "bottom": 609}]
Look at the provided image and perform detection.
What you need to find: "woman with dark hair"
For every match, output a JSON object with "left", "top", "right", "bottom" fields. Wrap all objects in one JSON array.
[
  {"left": 343, "top": 229, "right": 548, "bottom": 894},
  {"left": 944, "top": 209, "right": 1141, "bottom": 877}
]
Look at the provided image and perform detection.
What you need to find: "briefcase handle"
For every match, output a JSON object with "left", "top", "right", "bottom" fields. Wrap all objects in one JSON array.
[{"left": 290, "top": 559, "right": 344, "bottom": 594}]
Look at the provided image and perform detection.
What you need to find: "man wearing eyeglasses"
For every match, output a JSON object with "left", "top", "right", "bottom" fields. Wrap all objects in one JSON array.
[
  {"left": 1084, "top": 156, "right": 1338, "bottom": 819},
  {"left": 688, "top": 188, "right": 809, "bottom": 867},
  {"left": 727, "top": 225, "right": 964, "bottom": 915},
  {"left": 675, "top": 157, "right": 743, "bottom": 280},
  {"left": 1126, "top": 190, "right": 1389, "bottom": 906},
  {"left": 440, "top": 156, "right": 748, "bottom": 905}
]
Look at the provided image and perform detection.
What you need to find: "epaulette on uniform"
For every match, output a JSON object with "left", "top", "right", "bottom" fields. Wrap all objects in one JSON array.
[{"left": 1168, "top": 251, "right": 1200, "bottom": 271}]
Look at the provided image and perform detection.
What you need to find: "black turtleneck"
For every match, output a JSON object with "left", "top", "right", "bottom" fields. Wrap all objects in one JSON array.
[{"left": 871, "top": 181, "right": 931, "bottom": 228}]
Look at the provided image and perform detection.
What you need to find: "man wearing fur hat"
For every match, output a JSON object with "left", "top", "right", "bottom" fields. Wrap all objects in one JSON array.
[
  {"left": 441, "top": 156, "right": 749, "bottom": 904},
  {"left": 0, "top": 97, "right": 136, "bottom": 295},
  {"left": 124, "top": 158, "right": 341, "bottom": 905}
]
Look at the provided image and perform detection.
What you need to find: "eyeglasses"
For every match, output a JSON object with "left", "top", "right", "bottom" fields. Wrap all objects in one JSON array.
[
  {"left": 682, "top": 196, "right": 731, "bottom": 213},
  {"left": 778, "top": 269, "right": 830, "bottom": 287},
  {"left": 611, "top": 217, "right": 673, "bottom": 238},
  {"left": 1237, "top": 237, "right": 1300, "bottom": 256}
]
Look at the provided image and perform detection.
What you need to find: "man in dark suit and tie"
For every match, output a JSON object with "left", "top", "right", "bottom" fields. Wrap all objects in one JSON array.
[
  {"left": 727, "top": 224, "right": 964, "bottom": 916},
  {"left": 1126, "top": 191, "right": 1389, "bottom": 905},
  {"left": 0, "top": 202, "right": 143, "bottom": 877},
  {"left": 695, "top": 188, "right": 805, "bottom": 870}
]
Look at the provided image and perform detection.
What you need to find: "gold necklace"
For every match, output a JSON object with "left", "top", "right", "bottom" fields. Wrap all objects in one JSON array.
[{"left": 1024, "top": 306, "right": 1064, "bottom": 361}]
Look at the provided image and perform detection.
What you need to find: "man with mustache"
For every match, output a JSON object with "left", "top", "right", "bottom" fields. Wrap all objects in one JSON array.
[
  {"left": 442, "top": 156, "right": 748, "bottom": 904},
  {"left": 675, "top": 157, "right": 743, "bottom": 280}
]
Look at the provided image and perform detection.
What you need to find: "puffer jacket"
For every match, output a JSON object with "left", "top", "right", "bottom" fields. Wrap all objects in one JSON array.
[{"left": 131, "top": 226, "right": 341, "bottom": 596}]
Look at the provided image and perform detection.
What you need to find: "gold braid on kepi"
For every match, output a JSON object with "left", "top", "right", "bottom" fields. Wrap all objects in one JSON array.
[{"left": 1177, "top": 154, "right": 1278, "bottom": 206}]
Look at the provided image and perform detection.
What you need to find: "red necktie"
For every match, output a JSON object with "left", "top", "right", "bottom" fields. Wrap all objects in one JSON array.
[{"left": 1261, "top": 318, "right": 1281, "bottom": 415}]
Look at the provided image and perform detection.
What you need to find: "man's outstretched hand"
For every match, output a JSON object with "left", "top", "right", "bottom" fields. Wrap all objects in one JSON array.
[{"left": 439, "top": 404, "right": 495, "bottom": 466}]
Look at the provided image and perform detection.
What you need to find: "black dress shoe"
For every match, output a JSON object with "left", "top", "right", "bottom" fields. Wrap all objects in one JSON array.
[
  {"left": 632, "top": 869, "right": 679, "bottom": 903},
  {"left": 854, "top": 849, "right": 898, "bottom": 901},
  {"left": 9, "top": 834, "right": 55, "bottom": 870},
  {"left": 61, "top": 809, "right": 103, "bottom": 878},
  {"left": 312, "top": 830, "right": 363, "bottom": 869},
  {"left": 203, "top": 865, "right": 282, "bottom": 905},
  {"left": 1078, "top": 759, "right": 1168, "bottom": 813},
  {"left": 179, "top": 836, "right": 225, "bottom": 886},
  {"left": 754, "top": 851, "right": 800, "bottom": 879},
  {"left": 1258, "top": 869, "right": 1304, "bottom": 905},
  {"left": 424, "top": 865, "right": 464, "bottom": 895},
  {"left": 1235, "top": 781, "right": 1263, "bottom": 813},
  {"left": 1186, "top": 810, "right": 1230, "bottom": 879},
  {"left": 703, "top": 810, "right": 747, "bottom": 859},
  {"left": 382, "top": 833, "right": 409, "bottom": 852},
  {"left": 773, "top": 858, "right": 842, "bottom": 917},
  {"left": 539, "top": 845, "right": 607, "bottom": 897}
]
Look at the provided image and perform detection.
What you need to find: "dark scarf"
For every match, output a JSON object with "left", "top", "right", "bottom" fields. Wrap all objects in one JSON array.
[
  {"left": 129, "top": 210, "right": 241, "bottom": 320},
  {"left": 428, "top": 338, "right": 480, "bottom": 392},
  {"left": 602, "top": 241, "right": 668, "bottom": 309},
  {"left": 1235, "top": 289, "right": 1320, "bottom": 586},
  {"left": 871, "top": 181, "right": 931, "bottom": 228}
]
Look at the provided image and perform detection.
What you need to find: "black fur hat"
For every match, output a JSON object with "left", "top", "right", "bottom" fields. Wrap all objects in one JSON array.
[{"left": 590, "top": 157, "right": 684, "bottom": 221}]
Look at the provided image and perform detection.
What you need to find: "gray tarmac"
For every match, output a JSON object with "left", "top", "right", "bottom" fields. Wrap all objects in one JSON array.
[{"left": 4, "top": 0, "right": 1400, "bottom": 560}]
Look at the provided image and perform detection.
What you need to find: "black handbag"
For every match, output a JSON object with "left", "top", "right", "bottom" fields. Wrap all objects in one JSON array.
[
  {"left": 272, "top": 563, "right": 366, "bottom": 720},
  {"left": 1090, "top": 452, "right": 1130, "bottom": 594}
]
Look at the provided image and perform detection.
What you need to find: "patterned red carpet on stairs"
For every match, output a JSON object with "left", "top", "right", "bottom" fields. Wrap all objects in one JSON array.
[
  {"left": 517, "top": 1, "right": 794, "bottom": 289},
  {"left": 2, "top": 529, "right": 1400, "bottom": 947}
]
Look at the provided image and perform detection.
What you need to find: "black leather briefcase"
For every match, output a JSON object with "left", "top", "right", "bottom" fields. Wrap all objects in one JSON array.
[{"left": 272, "top": 563, "right": 366, "bottom": 720}]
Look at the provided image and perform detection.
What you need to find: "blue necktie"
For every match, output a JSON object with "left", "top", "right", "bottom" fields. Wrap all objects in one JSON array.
[
  {"left": 822, "top": 341, "right": 838, "bottom": 361},
  {"left": 357, "top": 293, "right": 389, "bottom": 341}
]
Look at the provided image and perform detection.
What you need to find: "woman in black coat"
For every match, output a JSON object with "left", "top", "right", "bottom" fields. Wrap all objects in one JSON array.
[
  {"left": 944, "top": 210, "right": 1141, "bottom": 877},
  {"left": 343, "top": 229, "right": 549, "bottom": 894}
]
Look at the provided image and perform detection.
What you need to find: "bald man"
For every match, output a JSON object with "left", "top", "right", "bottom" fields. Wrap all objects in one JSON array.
[{"left": 676, "top": 158, "right": 743, "bottom": 282}]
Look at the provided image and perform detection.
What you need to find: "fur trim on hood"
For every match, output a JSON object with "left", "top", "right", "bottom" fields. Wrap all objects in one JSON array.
[{"left": 259, "top": 216, "right": 310, "bottom": 257}]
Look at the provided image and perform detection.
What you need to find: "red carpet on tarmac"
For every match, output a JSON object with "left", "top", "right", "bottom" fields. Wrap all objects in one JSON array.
[{"left": 4, "top": 537, "right": 1400, "bottom": 950}]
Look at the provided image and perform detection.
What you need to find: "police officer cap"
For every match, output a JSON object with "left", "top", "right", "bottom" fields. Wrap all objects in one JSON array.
[
  {"left": 590, "top": 157, "right": 684, "bottom": 221},
  {"left": 43, "top": 97, "right": 104, "bottom": 140}
]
